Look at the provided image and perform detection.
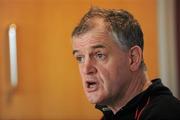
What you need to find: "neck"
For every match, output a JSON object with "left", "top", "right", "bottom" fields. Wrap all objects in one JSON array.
[{"left": 108, "top": 70, "right": 152, "bottom": 114}]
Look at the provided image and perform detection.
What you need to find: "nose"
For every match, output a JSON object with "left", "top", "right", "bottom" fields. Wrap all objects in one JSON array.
[{"left": 82, "top": 58, "right": 97, "bottom": 75}]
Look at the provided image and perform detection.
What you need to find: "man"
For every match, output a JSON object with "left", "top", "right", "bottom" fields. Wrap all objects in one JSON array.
[{"left": 71, "top": 7, "right": 180, "bottom": 120}]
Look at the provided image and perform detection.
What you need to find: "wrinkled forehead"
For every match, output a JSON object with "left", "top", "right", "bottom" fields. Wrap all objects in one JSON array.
[
  {"left": 72, "top": 17, "right": 122, "bottom": 51},
  {"left": 72, "top": 26, "right": 114, "bottom": 48},
  {"left": 72, "top": 32, "right": 124, "bottom": 59}
]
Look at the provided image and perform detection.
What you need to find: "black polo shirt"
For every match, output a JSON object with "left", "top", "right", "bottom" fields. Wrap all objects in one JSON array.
[{"left": 95, "top": 79, "right": 180, "bottom": 120}]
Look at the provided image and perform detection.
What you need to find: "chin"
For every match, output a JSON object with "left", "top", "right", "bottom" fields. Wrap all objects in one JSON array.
[
  {"left": 86, "top": 94, "right": 104, "bottom": 104},
  {"left": 87, "top": 96, "right": 98, "bottom": 104}
]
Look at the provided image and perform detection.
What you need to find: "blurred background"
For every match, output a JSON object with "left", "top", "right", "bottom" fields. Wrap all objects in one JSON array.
[{"left": 0, "top": 0, "right": 179, "bottom": 119}]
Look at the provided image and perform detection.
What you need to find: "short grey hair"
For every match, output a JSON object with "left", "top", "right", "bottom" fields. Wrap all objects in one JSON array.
[{"left": 72, "top": 7, "right": 146, "bottom": 70}]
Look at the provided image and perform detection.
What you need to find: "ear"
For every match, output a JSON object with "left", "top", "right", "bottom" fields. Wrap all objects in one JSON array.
[{"left": 128, "top": 46, "right": 143, "bottom": 71}]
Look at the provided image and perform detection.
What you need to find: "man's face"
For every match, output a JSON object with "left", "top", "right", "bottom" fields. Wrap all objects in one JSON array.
[{"left": 72, "top": 24, "right": 132, "bottom": 105}]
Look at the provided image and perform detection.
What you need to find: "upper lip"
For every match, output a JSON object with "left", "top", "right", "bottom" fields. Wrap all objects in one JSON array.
[{"left": 85, "top": 78, "right": 98, "bottom": 87}]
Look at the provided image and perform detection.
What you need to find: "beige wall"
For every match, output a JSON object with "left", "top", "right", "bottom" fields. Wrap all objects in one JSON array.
[{"left": 0, "top": 0, "right": 158, "bottom": 119}]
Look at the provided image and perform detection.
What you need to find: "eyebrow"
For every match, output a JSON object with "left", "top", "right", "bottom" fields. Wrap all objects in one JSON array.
[
  {"left": 72, "top": 44, "right": 106, "bottom": 55},
  {"left": 92, "top": 44, "right": 106, "bottom": 49}
]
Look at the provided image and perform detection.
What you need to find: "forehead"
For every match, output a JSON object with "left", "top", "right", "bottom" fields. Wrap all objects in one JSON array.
[
  {"left": 75, "top": 30, "right": 110, "bottom": 44},
  {"left": 72, "top": 26, "right": 118, "bottom": 50},
  {"left": 72, "top": 17, "right": 125, "bottom": 54}
]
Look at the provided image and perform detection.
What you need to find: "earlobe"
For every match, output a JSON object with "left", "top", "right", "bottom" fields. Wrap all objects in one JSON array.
[{"left": 129, "top": 46, "right": 142, "bottom": 71}]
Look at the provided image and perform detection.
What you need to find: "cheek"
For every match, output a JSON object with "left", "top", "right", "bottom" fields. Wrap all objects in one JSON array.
[
  {"left": 97, "top": 64, "right": 114, "bottom": 91},
  {"left": 113, "top": 60, "right": 130, "bottom": 81},
  {"left": 111, "top": 60, "right": 131, "bottom": 90},
  {"left": 99, "top": 58, "right": 130, "bottom": 88}
]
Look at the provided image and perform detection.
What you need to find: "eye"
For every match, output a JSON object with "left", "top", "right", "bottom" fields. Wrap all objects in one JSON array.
[
  {"left": 95, "top": 52, "right": 106, "bottom": 60},
  {"left": 75, "top": 55, "right": 85, "bottom": 63}
]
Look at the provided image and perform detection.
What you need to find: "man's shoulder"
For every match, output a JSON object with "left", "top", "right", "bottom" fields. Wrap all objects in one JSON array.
[
  {"left": 141, "top": 94, "right": 180, "bottom": 120},
  {"left": 149, "top": 94, "right": 180, "bottom": 110}
]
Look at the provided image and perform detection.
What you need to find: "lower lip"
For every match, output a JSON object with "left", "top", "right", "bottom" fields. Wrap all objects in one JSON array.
[{"left": 86, "top": 84, "right": 99, "bottom": 92}]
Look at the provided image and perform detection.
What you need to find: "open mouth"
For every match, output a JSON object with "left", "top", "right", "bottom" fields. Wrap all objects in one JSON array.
[
  {"left": 87, "top": 81, "right": 96, "bottom": 88},
  {"left": 86, "top": 81, "right": 98, "bottom": 92}
]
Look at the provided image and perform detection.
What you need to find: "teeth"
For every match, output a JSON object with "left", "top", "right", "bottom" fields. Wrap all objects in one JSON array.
[
  {"left": 89, "top": 84, "right": 95, "bottom": 88},
  {"left": 87, "top": 82, "right": 96, "bottom": 88}
]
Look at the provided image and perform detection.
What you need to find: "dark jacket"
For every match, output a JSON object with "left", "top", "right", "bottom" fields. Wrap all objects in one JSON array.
[{"left": 96, "top": 79, "right": 180, "bottom": 120}]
